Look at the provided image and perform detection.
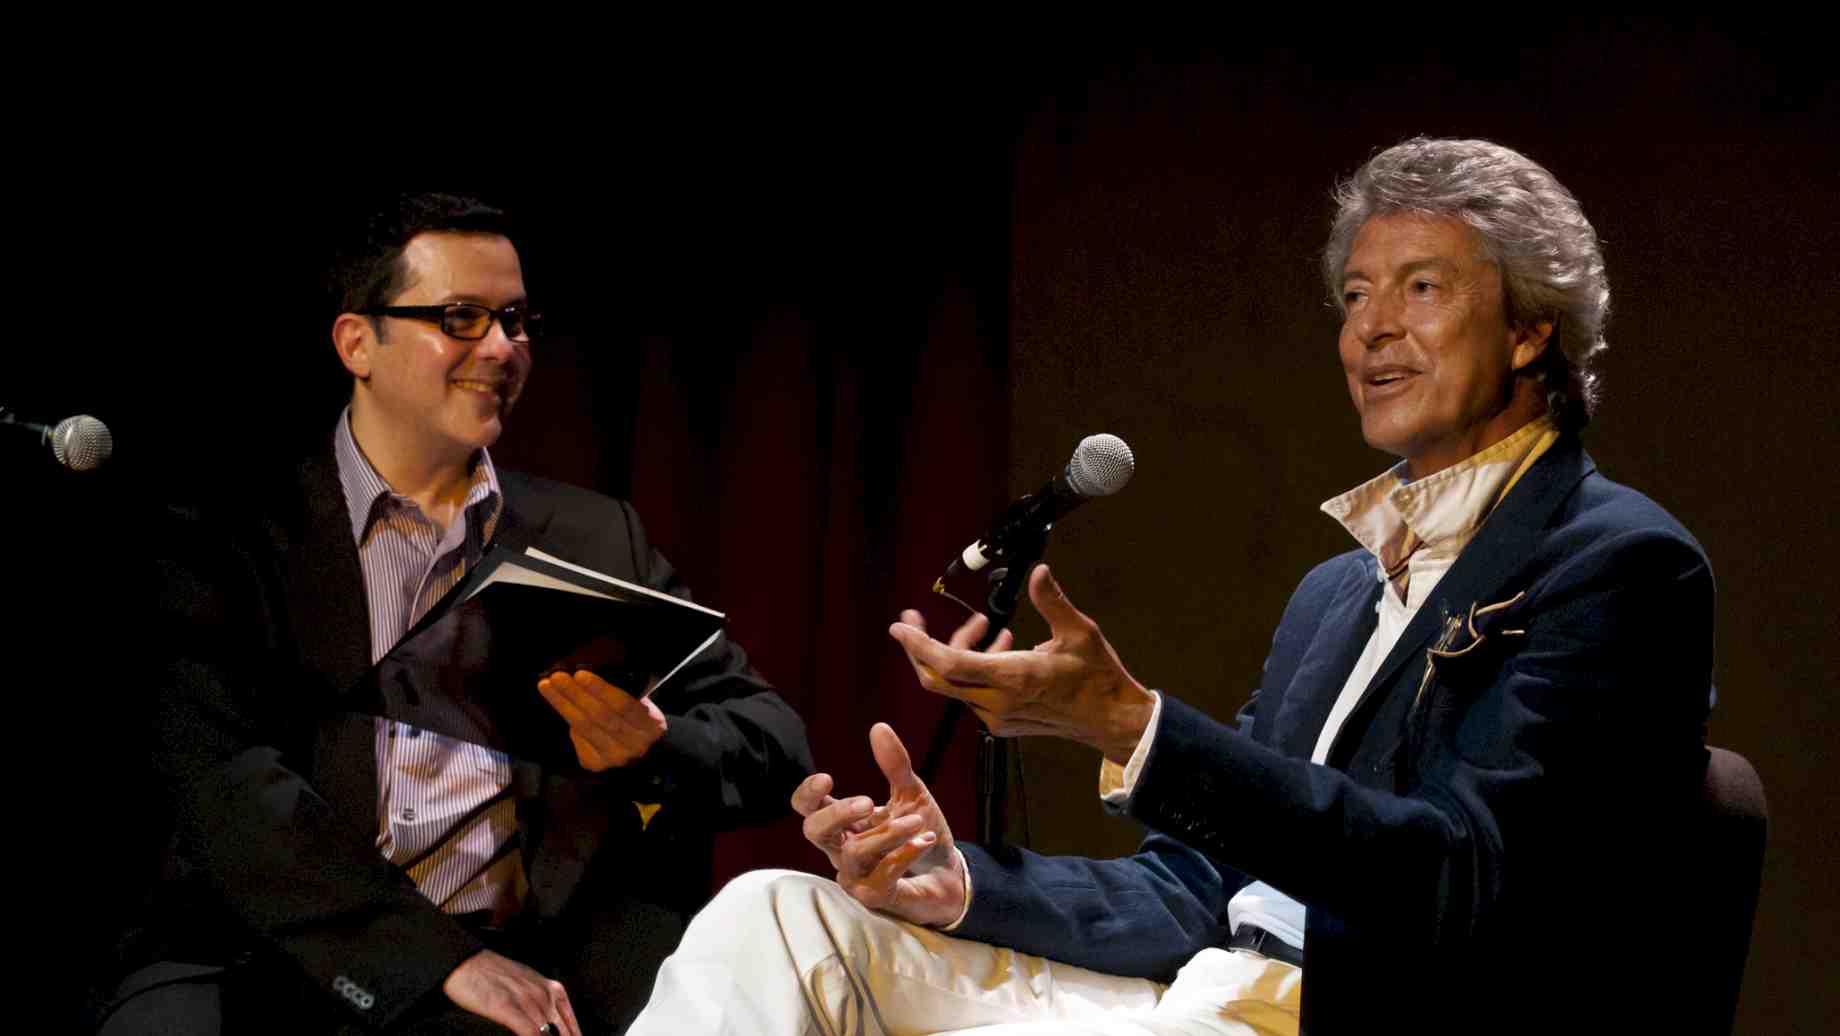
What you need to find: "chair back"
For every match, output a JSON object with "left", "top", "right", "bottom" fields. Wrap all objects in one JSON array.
[{"left": 1697, "top": 745, "right": 1769, "bottom": 1033}]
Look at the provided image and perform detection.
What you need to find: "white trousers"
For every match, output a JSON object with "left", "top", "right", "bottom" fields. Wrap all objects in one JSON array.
[{"left": 627, "top": 870, "right": 1301, "bottom": 1036}]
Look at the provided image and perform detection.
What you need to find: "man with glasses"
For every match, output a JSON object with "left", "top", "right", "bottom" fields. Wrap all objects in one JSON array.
[{"left": 96, "top": 194, "right": 813, "bottom": 1035}]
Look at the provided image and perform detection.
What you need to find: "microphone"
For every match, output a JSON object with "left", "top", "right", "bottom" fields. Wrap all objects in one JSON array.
[
  {"left": 1, "top": 408, "right": 114, "bottom": 471},
  {"left": 947, "top": 433, "right": 1135, "bottom": 577}
]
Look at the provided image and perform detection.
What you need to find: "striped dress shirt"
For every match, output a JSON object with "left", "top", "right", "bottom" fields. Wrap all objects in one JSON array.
[{"left": 332, "top": 411, "right": 527, "bottom": 921}]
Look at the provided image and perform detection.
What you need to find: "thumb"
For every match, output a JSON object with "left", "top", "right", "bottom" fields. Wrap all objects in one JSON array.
[
  {"left": 1028, "top": 563, "right": 1087, "bottom": 634},
  {"left": 869, "top": 722, "right": 921, "bottom": 793}
]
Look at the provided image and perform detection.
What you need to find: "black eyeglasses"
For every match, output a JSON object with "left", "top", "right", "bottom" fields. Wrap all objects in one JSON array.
[{"left": 365, "top": 303, "right": 543, "bottom": 343}]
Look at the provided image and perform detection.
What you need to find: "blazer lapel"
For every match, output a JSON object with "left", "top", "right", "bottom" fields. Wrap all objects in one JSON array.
[
  {"left": 1272, "top": 558, "right": 1383, "bottom": 758},
  {"left": 287, "top": 450, "right": 383, "bottom": 827},
  {"left": 1323, "top": 436, "right": 1595, "bottom": 764}
]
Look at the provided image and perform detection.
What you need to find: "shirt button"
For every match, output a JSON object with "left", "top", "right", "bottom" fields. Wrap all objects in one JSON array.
[{"left": 401, "top": 807, "right": 417, "bottom": 822}]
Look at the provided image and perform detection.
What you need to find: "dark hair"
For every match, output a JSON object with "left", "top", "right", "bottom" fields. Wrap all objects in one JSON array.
[{"left": 327, "top": 193, "right": 514, "bottom": 325}]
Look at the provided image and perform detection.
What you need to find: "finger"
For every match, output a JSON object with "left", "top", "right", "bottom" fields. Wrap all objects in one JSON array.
[
  {"left": 790, "top": 772, "right": 836, "bottom": 816},
  {"left": 862, "top": 829, "right": 940, "bottom": 894},
  {"left": 542, "top": 683, "right": 633, "bottom": 766},
  {"left": 546, "top": 672, "right": 639, "bottom": 730},
  {"left": 639, "top": 696, "right": 668, "bottom": 730},
  {"left": 566, "top": 668, "right": 637, "bottom": 704},
  {"left": 548, "top": 978, "right": 582, "bottom": 1036},
  {"left": 566, "top": 670, "right": 653, "bottom": 725},
  {"left": 508, "top": 982, "right": 553, "bottom": 1035},
  {"left": 545, "top": 676, "right": 656, "bottom": 745},
  {"left": 592, "top": 698, "right": 666, "bottom": 763},
  {"left": 989, "top": 627, "right": 1015, "bottom": 652},
  {"left": 889, "top": 622, "right": 1004, "bottom": 688},
  {"left": 838, "top": 812, "right": 928, "bottom": 880},
  {"left": 1027, "top": 563, "right": 1091, "bottom": 637},
  {"left": 541, "top": 680, "right": 622, "bottom": 748},
  {"left": 540, "top": 674, "right": 617, "bottom": 729},
  {"left": 869, "top": 722, "right": 923, "bottom": 795},
  {"left": 888, "top": 619, "right": 940, "bottom": 673},
  {"left": 537, "top": 678, "right": 585, "bottom": 725},
  {"left": 554, "top": 704, "right": 636, "bottom": 770},
  {"left": 899, "top": 608, "right": 928, "bottom": 634},
  {"left": 591, "top": 696, "right": 666, "bottom": 753},
  {"left": 889, "top": 622, "right": 959, "bottom": 696},
  {"left": 945, "top": 612, "right": 991, "bottom": 651},
  {"left": 802, "top": 794, "right": 875, "bottom": 850}
]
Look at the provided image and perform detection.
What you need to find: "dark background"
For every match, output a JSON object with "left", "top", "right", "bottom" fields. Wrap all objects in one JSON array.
[{"left": 21, "top": 20, "right": 1835, "bottom": 1032}]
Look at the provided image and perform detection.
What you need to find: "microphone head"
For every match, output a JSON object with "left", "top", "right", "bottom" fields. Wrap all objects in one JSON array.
[
  {"left": 1066, "top": 433, "right": 1134, "bottom": 497},
  {"left": 49, "top": 414, "right": 113, "bottom": 471}
]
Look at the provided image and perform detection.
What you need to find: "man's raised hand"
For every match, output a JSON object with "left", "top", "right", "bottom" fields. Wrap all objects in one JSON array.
[
  {"left": 887, "top": 564, "right": 1156, "bottom": 765},
  {"left": 790, "top": 723, "right": 968, "bottom": 928}
]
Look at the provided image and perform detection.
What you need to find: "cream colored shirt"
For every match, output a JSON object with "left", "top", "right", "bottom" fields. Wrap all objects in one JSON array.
[{"left": 1099, "top": 415, "right": 1561, "bottom": 952}]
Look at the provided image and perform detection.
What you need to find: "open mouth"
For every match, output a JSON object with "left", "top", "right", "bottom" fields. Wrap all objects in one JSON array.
[
  {"left": 451, "top": 378, "right": 506, "bottom": 396},
  {"left": 1365, "top": 369, "right": 1416, "bottom": 389}
]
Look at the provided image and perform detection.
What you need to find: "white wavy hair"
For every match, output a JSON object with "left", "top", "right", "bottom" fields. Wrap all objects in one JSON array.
[{"left": 1323, "top": 137, "right": 1610, "bottom": 428}]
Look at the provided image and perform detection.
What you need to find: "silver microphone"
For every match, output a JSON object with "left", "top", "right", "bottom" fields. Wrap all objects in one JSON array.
[
  {"left": 2, "top": 409, "right": 114, "bottom": 471},
  {"left": 949, "top": 433, "right": 1135, "bottom": 575}
]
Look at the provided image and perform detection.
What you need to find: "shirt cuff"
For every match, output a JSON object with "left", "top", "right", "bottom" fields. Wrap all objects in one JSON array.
[
  {"left": 1099, "top": 690, "right": 1164, "bottom": 805},
  {"left": 938, "top": 847, "right": 974, "bottom": 932}
]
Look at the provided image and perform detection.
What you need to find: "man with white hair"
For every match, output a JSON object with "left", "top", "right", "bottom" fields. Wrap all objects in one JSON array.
[{"left": 629, "top": 138, "right": 1715, "bottom": 1035}]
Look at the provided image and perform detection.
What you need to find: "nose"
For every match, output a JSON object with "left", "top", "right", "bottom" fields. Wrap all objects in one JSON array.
[
  {"left": 1351, "top": 287, "right": 1405, "bottom": 350},
  {"left": 470, "top": 320, "right": 520, "bottom": 362}
]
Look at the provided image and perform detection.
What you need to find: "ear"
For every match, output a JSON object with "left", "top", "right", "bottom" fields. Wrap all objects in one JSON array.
[
  {"left": 1509, "top": 318, "right": 1555, "bottom": 373},
  {"left": 332, "top": 313, "right": 376, "bottom": 379}
]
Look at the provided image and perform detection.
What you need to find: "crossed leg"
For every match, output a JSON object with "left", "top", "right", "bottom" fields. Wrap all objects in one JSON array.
[{"left": 628, "top": 870, "right": 1299, "bottom": 1036}]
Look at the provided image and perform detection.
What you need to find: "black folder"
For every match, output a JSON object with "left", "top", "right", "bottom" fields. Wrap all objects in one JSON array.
[{"left": 347, "top": 544, "right": 725, "bottom": 767}]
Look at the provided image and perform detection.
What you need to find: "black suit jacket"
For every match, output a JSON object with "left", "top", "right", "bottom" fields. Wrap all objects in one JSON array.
[
  {"left": 112, "top": 450, "right": 813, "bottom": 1031},
  {"left": 952, "top": 437, "right": 1716, "bottom": 1033}
]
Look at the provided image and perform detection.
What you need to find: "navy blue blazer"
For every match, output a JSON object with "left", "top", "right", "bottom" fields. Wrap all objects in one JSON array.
[{"left": 953, "top": 436, "right": 1714, "bottom": 1033}]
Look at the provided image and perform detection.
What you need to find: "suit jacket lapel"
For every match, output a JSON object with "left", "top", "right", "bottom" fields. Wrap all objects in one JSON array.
[
  {"left": 1272, "top": 559, "right": 1382, "bottom": 758},
  {"left": 287, "top": 450, "right": 383, "bottom": 827},
  {"left": 483, "top": 493, "right": 545, "bottom": 809},
  {"left": 1327, "top": 436, "right": 1596, "bottom": 762}
]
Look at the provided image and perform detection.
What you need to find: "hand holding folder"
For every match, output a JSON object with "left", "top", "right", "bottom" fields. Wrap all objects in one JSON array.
[
  {"left": 349, "top": 544, "right": 726, "bottom": 768},
  {"left": 536, "top": 667, "right": 671, "bottom": 772}
]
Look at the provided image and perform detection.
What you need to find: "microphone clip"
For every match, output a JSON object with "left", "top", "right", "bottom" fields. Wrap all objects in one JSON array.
[{"left": 933, "top": 523, "right": 1050, "bottom": 649}]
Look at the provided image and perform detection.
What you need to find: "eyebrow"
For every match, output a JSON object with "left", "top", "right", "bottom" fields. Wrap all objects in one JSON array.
[
  {"left": 437, "top": 292, "right": 530, "bottom": 306},
  {"left": 1341, "top": 256, "right": 1462, "bottom": 285}
]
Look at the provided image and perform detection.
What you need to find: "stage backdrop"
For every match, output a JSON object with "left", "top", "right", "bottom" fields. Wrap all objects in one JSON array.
[{"left": 24, "top": 23, "right": 1834, "bottom": 1035}]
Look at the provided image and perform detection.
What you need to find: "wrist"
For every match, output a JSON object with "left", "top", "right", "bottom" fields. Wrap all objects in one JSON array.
[
  {"left": 933, "top": 847, "right": 974, "bottom": 931},
  {"left": 1097, "top": 682, "right": 1157, "bottom": 766}
]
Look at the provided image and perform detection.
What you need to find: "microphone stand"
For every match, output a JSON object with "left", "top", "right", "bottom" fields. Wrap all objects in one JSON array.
[{"left": 919, "top": 525, "right": 1048, "bottom": 847}]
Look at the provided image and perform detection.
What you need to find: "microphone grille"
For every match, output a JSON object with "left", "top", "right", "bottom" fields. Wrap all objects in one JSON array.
[
  {"left": 50, "top": 415, "right": 113, "bottom": 471},
  {"left": 1066, "top": 433, "right": 1134, "bottom": 497}
]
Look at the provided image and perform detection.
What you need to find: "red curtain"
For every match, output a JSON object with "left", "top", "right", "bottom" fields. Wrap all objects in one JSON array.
[{"left": 498, "top": 272, "right": 1011, "bottom": 887}]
